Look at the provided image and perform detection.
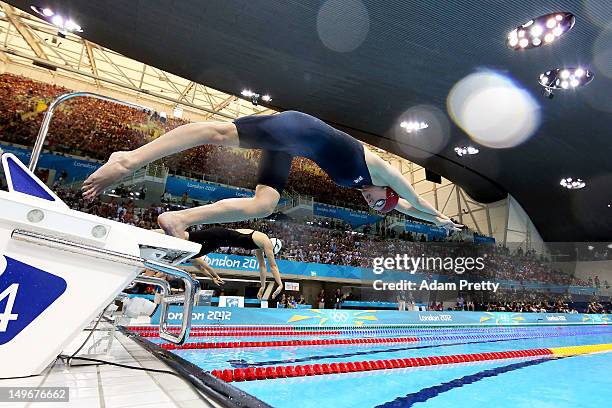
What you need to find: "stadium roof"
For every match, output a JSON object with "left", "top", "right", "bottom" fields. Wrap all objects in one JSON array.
[{"left": 6, "top": 0, "right": 612, "bottom": 241}]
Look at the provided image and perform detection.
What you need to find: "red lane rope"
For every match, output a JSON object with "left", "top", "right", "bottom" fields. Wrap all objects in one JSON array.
[
  {"left": 210, "top": 348, "right": 554, "bottom": 382},
  {"left": 160, "top": 336, "right": 419, "bottom": 350}
]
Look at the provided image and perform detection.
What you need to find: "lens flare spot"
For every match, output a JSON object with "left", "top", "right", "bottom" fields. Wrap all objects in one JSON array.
[{"left": 447, "top": 71, "right": 541, "bottom": 149}]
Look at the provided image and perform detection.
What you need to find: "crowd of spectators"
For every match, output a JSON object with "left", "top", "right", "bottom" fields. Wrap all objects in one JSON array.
[
  {"left": 445, "top": 290, "right": 611, "bottom": 314},
  {"left": 1, "top": 173, "right": 603, "bottom": 291},
  {"left": 0, "top": 74, "right": 367, "bottom": 209}
]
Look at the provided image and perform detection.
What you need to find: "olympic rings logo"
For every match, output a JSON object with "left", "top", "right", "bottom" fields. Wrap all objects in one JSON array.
[{"left": 328, "top": 311, "right": 349, "bottom": 322}]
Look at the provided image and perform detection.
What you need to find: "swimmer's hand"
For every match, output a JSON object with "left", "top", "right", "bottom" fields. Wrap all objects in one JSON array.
[
  {"left": 213, "top": 277, "right": 225, "bottom": 286},
  {"left": 271, "top": 285, "right": 283, "bottom": 300},
  {"left": 435, "top": 217, "right": 463, "bottom": 232},
  {"left": 257, "top": 286, "right": 265, "bottom": 301},
  {"left": 82, "top": 151, "right": 135, "bottom": 200}
]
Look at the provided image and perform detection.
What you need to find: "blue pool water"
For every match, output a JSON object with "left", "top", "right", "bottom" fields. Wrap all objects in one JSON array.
[{"left": 164, "top": 326, "right": 612, "bottom": 407}]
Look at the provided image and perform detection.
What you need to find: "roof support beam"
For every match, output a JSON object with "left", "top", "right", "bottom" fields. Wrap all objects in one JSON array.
[
  {"left": 83, "top": 40, "right": 100, "bottom": 87},
  {"left": 1, "top": 3, "right": 47, "bottom": 59},
  {"left": 0, "top": 46, "right": 234, "bottom": 119},
  {"left": 179, "top": 81, "right": 194, "bottom": 101},
  {"left": 204, "top": 95, "right": 237, "bottom": 119},
  {"left": 94, "top": 43, "right": 137, "bottom": 88}
]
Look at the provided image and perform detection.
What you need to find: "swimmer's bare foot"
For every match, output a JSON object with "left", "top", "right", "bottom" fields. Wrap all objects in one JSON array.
[
  {"left": 82, "top": 151, "right": 134, "bottom": 200},
  {"left": 157, "top": 211, "right": 188, "bottom": 239}
]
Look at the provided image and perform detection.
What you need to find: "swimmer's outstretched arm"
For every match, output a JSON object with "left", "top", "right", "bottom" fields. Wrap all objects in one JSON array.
[
  {"left": 365, "top": 148, "right": 452, "bottom": 221},
  {"left": 395, "top": 199, "right": 463, "bottom": 231},
  {"left": 192, "top": 257, "right": 225, "bottom": 286}
]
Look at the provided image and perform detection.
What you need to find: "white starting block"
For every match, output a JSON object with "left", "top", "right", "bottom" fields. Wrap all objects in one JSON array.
[{"left": 0, "top": 152, "right": 201, "bottom": 378}]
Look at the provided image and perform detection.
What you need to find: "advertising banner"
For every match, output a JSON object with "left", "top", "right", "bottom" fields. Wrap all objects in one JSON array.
[
  {"left": 313, "top": 203, "right": 382, "bottom": 227},
  {"left": 150, "top": 306, "right": 610, "bottom": 327}
]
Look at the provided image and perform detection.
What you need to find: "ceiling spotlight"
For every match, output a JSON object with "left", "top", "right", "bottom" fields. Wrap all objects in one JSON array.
[
  {"left": 400, "top": 121, "right": 428, "bottom": 132},
  {"left": 31, "top": 5, "right": 83, "bottom": 33},
  {"left": 560, "top": 177, "right": 586, "bottom": 190},
  {"left": 51, "top": 15, "right": 63, "bottom": 27},
  {"left": 587, "top": 245, "right": 595, "bottom": 251},
  {"left": 64, "top": 20, "right": 81, "bottom": 32},
  {"left": 507, "top": 12, "right": 575, "bottom": 50},
  {"left": 530, "top": 25, "right": 543, "bottom": 37},
  {"left": 241, "top": 89, "right": 272, "bottom": 105},
  {"left": 539, "top": 67, "right": 594, "bottom": 98},
  {"left": 454, "top": 146, "right": 479, "bottom": 157}
]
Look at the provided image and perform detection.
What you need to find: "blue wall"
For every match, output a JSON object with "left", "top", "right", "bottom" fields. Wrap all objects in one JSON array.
[
  {"left": 0, "top": 144, "right": 101, "bottom": 181},
  {"left": 151, "top": 306, "right": 611, "bottom": 326},
  {"left": 313, "top": 203, "right": 382, "bottom": 227},
  {"left": 404, "top": 221, "right": 447, "bottom": 239},
  {"left": 474, "top": 235, "right": 496, "bottom": 244}
]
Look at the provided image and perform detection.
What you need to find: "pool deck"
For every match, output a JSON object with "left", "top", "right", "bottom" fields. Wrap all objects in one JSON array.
[{"left": 0, "top": 322, "right": 220, "bottom": 408}]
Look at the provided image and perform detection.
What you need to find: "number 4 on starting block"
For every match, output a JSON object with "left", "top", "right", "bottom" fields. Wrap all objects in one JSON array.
[{"left": 0, "top": 283, "right": 19, "bottom": 332}]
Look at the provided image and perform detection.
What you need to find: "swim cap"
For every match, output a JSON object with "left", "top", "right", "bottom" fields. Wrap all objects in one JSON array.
[
  {"left": 270, "top": 238, "right": 283, "bottom": 255},
  {"left": 379, "top": 187, "right": 399, "bottom": 213}
]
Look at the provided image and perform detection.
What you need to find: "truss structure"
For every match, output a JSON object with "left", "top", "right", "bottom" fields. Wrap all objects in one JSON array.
[{"left": 0, "top": 2, "right": 275, "bottom": 120}]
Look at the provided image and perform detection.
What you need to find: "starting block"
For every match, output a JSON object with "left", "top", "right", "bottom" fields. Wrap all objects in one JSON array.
[{"left": 0, "top": 153, "right": 200, "bottom": 378}]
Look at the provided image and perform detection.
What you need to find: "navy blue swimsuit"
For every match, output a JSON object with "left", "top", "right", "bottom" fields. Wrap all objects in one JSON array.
[{"left": 234, "top": 111, "right": 373, "bottom": 193}]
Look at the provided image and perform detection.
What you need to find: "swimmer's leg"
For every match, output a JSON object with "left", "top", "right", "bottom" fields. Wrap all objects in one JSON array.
[
  {"left": 82, "top": 121, "right": 238, "bottom": 199},
  {"left": 157, "top": 185, "right": 280, "bottom": 238}
]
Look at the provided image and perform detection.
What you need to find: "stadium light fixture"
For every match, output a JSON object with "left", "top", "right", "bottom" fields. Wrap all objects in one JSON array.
[
  {"left": 30, "top": 5, "right": 83, "bottom": 33},
  {"left": 400, "top": 121, "right": 428, "bottom": 132},
  {"left": 539, "top": 68, "right": 594, "bottom": 99},
  {"left": 560, "top": 177, "right": 585, "bottom": 190},
  {"left": 507, "top": 12, "right": 575, "bottom": 50},
  {"left": 241, "top": 89, "right": 271, "bottom": 105},
  {"left": 454, "top": 146, "right": 479, "bottom": 157}
]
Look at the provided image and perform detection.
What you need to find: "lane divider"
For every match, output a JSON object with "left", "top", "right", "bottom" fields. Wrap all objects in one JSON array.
[
  {"left": 158, "top": 329, "right": 609, "bottom": 350},
  {"left": 135, "top": 330, "right": 343, "bottom": 338},
  {"left": 127, "top": 325, "right": 612, "bottom": 338},
  {"left": 160, "top": 336, "right": 419, "bottom": 350},
  {"left": 209, "top": 343, "right": 612, "bottom": 383}
]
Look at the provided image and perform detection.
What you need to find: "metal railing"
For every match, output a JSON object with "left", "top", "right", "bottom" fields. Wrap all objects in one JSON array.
[
  {"left": 25, "top": 91, "right": 198, "bottom": 344},
  {"left": 28, "top": 91, "right": 157, "bottom": 172}
]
